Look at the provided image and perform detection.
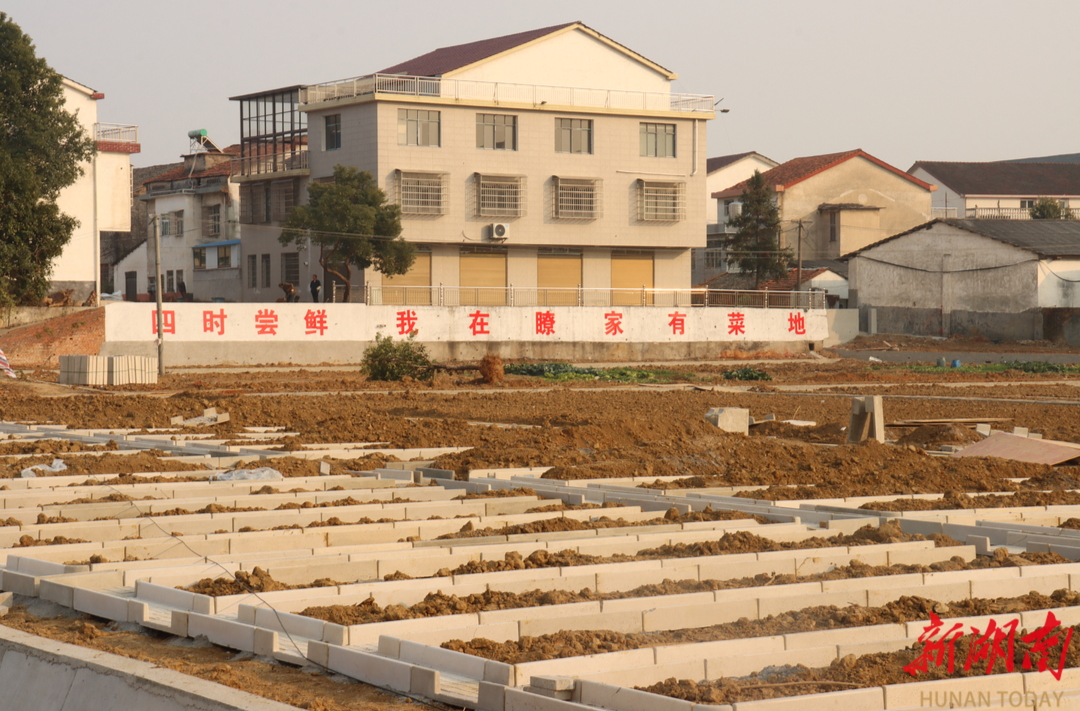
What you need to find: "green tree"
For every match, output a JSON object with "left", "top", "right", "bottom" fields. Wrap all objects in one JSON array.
[
  {"left": 280, "top": 165, "right": 413, "bottom": 302},
  {"left": 723, "top": 170, "right": 790, "bottom": 287},
  {"left": 1029, "top": 196, "right": 1074, "bottom": 220},
  {"left": 0, "top": 13, "right": 96, "bottom": 307}
]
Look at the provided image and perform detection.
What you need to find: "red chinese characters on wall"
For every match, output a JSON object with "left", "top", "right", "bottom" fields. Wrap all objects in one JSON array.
[
  {"left": 668, "top": 311, "right": 686, "bottom": 336},
  {"left": 396, "top": 310, "right": 418, "bottom": 335},
  {"left": 151, "top": 310, "right": 176, "bottom": 335},
  {"left": 727, "top": 312, "right": 746, "bottom": 336},
  {"left": 304, "top": 309, "right": 328, "bottom": 336},
  {"left": 535, "top": 311, "right": 555, "bottom": 336},
  {"left": 604, "top": 312, "right": 623, "bottom": 336},
  {"left": 468, "top": 311, "right": 490, "bottom": 336},
  {"left": 202, "top": 309, "right": 227, "bottom": 336},
  {"left": 254, "top": 309, "right": 278, "bottom": 336},
  {"left": 788, "top": 311, "right": 807, "bottom": 335}
]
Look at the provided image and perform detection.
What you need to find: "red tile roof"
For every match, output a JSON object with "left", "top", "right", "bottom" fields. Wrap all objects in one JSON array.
[
  {"left": 909, "top": 161, "right": 1080, "bottom": 197},
  {"left": 758, "top": 267, "right": 832, "bottom": 291},
  {"left": 145, "top": 159, "right": 233, "bottom": 185},
  {"left": 712, "top": 149, "right": 934, "bottom": 199},
  {"left": 379, "top": 22, "right": 580, "bottom": 77}
]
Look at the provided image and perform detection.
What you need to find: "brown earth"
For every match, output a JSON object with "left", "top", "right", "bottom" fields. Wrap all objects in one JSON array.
[
  {"left": 841, "top": 333, "right": 1080, "bottom": 354},
  {"left": 861, "top": 488, "right": 1080, "bottom": 511},
  {"left": 445, "top": 586, "right": 1080, "bottom": 667},
  {"left": 0, "top": 439, "right": 120, "bottom": 455},
  {"left": 184, "top": 567, "right": 344, "bottom": 596},
  {"left": 302, "top": 550, "right": 1058, "bottom": 626},
  {"left": 0, "top": 606, "right": 448, "bottom": 711},
  {"left": 0, "top": 450, "right": 209, "bottom": 479}
]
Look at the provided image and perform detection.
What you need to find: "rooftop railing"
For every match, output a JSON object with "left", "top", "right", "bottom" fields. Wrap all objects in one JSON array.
[
  {"left": 233, "top": 149, "right": 309, "bottom": 177},
  {"left": 94, "top": 123, "right": 139, "bottom": 144},
  {"left": 965, "top": 206, "right": 1075, "bottom": 220},
  {"left": 301, "top": 74, "right": 714, "bottom": 114},
  {"left": 342, "top": 284, "right": 825, "bottom": 309}
]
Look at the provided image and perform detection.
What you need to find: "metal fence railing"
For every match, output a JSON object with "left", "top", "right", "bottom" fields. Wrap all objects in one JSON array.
[
  {"left": 301, "top": 73, "right": 715, "bottom": 114},
  {"left": 234, "top": 149, "right": 309, "bottom": 177},
  {"left": 352, "top": 285, "right": 826, "bottom": 310},
  {"left": 94, "top": 123, "right": 139, "bottom": 143}
]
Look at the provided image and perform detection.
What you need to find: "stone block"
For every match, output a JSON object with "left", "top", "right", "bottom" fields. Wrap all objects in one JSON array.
[
  {"left": 480, "top": 601, "right": 601, "bottom": 625},
  {"left": 731, "top": 687, "right": 884, "bottom": 711},
  {"left": 708, "top": 645, "right": 835, "bottom": 679},
  {"left": 847, "top": 396, "right": 884, "bottom": 443},
  {"left": 532, "top": 676, "right": 576, "bottom": 692},
  {"left": 704, "top": 408, "right": 749, "bottom": 436},
  {"left": 643, "top": 598, "right": 757, "bottom": 632},
  {"left": 883, "top": 673, "right": 1023, "bottom": 709},
  {"left": 520, "top": 610, "right": 643, "bottom": 637},
  {"left": 399, "top": 638, "right": 487, "bottom": 679},
  {"left": 578, "top": 680, "right": 695, "bottom": 711},
  {"left": 758, "top": 589, "right": 868, "bottom": 617},
  {"left": 504, "top": 688, "right": 593, "bottom": 711},
  {"left": 485, "top": 659, "right": 516, "bottom": 686},
  {"left": 970, "top": 573, "right": 1069, "bottom": 600},
  {"left": 887, "top": 545, "right": 975, "bottom": 567},
  {"left": 867, "top": 581, "right": 970, "bottom": 607},
  {"left": 187, "top": 613, "right": 255, "bottom": 653},
  {"left": 411, "top": 666, "right": 440, "bottom": 698},
  {"left": 327, "top": 645, "right": 413, "bottom": 694},
  {"left": 254, "top": 628, "right": 279, "bottom": 656},
  {"left": 659, "top": 636, "right": 783, "bottom": 666},
  {"left": 479, "top": 681, "right": 507, "bottom": 711},
  {"left": 514, "top": 648, "right": 654, "bottom": 682},
  {"left": 0, "top": 650, "right": 78, "bottom": 710},
  {"left": 822, "top": 573, "right": 923, "bottom": 593},
  {"left": 975, "top": 423, "right": 992, "bottom": 437},
  {"left": 602, "top": 591, "right": 714, "bottom": 614},
  {"left": 784, "top": 623, "right": 906, "bottom": 651}
]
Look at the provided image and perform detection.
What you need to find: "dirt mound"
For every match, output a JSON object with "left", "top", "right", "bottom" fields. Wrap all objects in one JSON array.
[
  {"left": 479, "top": 355, "right": 505, "bottom": 384},
  {"left": 0, "top": 439, "right": 119, "bottom": 455},
  {"left": 896, "top": 424, "right": 982, "bottom": 448},
  {"left": 750, "top": 421, "right": 847, "bottom": 444},
  {"left": 434, "top": 508, "right": 757, "bottom": 540},
  {"left": 444, "top": 588, "right": 1080, "bottom": 667},
  {"left": 183, "top": 567, "right": 342, "bottom": 596},
  {"left": 862, "top": 489, "right": 1080, "bottom": 511},
  {"left": 0, "top": 451, "right": 208, "bottom": 479}
]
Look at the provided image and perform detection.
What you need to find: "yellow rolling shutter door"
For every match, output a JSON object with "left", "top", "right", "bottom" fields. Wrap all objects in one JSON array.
[
  {"left": 460, "top": 252, "right": 507, "bottom": 305},
  {"left": 382, "top": 251, "right": 431, "bottom": 305},
  {"left": 537, "top": 253, "right": 581, "bottom": 305},
  {"left": 610, "top": 252, "right": 654, "bottom": 305}
]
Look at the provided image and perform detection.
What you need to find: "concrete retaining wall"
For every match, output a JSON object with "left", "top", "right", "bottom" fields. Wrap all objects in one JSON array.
[
  {"left": 0, "top": 622, "right": 299, "bottom": 711},
  {"left": 101, "top": 302, "right": 826, "bottom": 365}
]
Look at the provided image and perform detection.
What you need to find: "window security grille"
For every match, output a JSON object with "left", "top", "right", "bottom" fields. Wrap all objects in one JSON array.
[
  {"left": 639, "top": 180, "right": 685, "bottom": 221},
  {"left": 554, "top": 177, "right": 602, "bottom": 219},
  {"left": 477, "top": 174, "right": 526, "bottom": 218},
  {"left": 397, "top": 171, "right": 448, "bottom": 215}
]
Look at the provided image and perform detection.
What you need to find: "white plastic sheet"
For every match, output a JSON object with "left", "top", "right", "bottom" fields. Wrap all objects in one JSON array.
[
  {"left": 20, "top": 458, "right": 67, "bottom": 478},
  {"left": 209, "top": 467, "right": 283, "bottom": 482}
]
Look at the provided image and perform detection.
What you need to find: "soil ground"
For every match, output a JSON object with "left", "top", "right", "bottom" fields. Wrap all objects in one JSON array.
[{"left": 4, "top": 354, "right": 1080, "bottom": 707}]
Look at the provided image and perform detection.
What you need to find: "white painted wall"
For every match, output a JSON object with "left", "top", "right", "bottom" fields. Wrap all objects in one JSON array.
[
  {"left": 105, "top": 302, "right": 827, "bottom": 343},
  {"left": 707, "top": 154, "right": 778, "bottom": 225},
  {"left": 451, "top": 27, "right": 671, "bottom": 94},
  {"left": 52, "top": 81, "right": 99, "bottom": 288},
  {"left": 1038, "top": 259, "right": 1080, "bottom": 308}
]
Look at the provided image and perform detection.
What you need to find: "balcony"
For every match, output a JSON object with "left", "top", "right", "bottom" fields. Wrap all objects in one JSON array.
[
  {"left": 706, "top": 222, "right": 736, "bottom": 235},
  {"left": 965, "top": 207, "right": 1036, "bottom": 220},
  {"left": 930, "top": 207, "right": 958, "bottom": 219},
  {"left": 233, "top": 149, "right": 309, "bottom": 179},
  {"left": 94, "top": 123, "right": 140, "bottom": 153},
  {"left": 301, "top": 74, "right": 715, "bottom": 114}
]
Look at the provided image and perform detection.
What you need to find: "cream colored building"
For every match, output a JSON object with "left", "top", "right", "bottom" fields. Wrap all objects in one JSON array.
[
  {"left": 713, "top": 149, "right": 935, "bottom": 261},
  {"left": 53, "top": 78, "right": 140, "bottom": 301},
  {"left": 232, "top": 22, "right": 714, "bottom": 303}
]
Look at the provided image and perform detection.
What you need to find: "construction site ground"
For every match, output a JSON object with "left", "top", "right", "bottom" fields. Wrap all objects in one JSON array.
[{"left": 4, "top": 349, "right": 1080, "bottom": 710}]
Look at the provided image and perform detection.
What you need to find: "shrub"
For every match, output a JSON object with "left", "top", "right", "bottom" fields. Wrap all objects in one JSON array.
[
  {"left": 723, "top": 367, "right": 772, "bottom": 381},
  {"left": 361, "top": 332, "right": 432, "bottom": 381}
]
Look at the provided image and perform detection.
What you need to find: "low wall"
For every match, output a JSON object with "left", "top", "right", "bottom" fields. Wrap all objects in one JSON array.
[
  {"left": 102, "top": 302, "right": 827, "bottom": 366},
  {"left": 1, "top": 306, "right": 95, "bottom": 330},
  {"left": 825, "top": 308, "right": 859, "bottom": 347},
  {"left": 0, "top": 622, "right": 298, "bottom": 711},
  {"left": 860, "top": 306, "right": 1044, "bottom": 342}
]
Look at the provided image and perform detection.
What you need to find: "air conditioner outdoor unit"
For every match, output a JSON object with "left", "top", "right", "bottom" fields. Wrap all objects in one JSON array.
[
  {"left": 490, "top": 223, "right": 510, "bottom": 240},
  {"left": 727, "top": 202, "right": 743, "bottom": 220}
]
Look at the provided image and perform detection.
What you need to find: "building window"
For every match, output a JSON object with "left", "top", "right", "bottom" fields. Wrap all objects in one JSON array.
[
  {"left": 638, "top": 180, "right": 685, "bottom": 221},
  {"left": 173, "top": 211, "right": 184, "bottom": 237},
  {"left": 193, "top": 248, "right": 206, "bottom": 270},
  {"left": 704, "top": 250, "right": 725, "bottom": 269},
  {"left": 640, "top": 123, "right": 676, "bottom": 158},
  {"left": 281, "top": 252, "right": 300, "bottom": 286},
  {"left": 217, "top": 245, "right": 232, "bottom": 268},
  {"left": 398, "top": 109, "right": 440, "bottom": 146},
  {"left": 476, "top": 114, "right": 517, "bottom": 150},
  {"left": 159, "top": 214, "right": 170, "bottom": 237},
  {"left": 397, "top": 170, "right": 447, "bottom": 215},
  {"left": 271, "top": 179, "right": 297, "bottom": 222},
  {"left": 205, "top": 204, "right": 221, "bottom": 237},
  {"left": 261, "top": 254, "right": 271, "bottom": 288},
  {"left": 247, "top": 255, "right": 257, "bottom": 288},
  {"left": 166, "top": 270, "right": 175, "bottom": 293},
  {"left": 147, "top": 275, "right": 157, "bottom": 294},
  {"left": 1020, "top": 199, "right": 1036, "bottom": 210},
  {"left": 325, "top": 114, "right": 341, "bottom": 150},
  {"left": 476, "top": 174, "right": 526, "bottom": 218},
  {"left": 176, "top": 269, "right": 184, "bottom": 292},
  {"left": 829, "top": 212, "right": 838, "bottom": 242},
  {"left": 554, "top": 177, "right": 602, "bottom": 219},
  {"left": 555, "top": 118, "right": 592, "bottom": 154}
]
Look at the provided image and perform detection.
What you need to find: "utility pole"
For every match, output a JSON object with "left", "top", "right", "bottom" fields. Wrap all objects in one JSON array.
[
  {"left": 150, "top": 216, "right": 164, "bottom": 375},
  {"left": 795, "top": 219, "right": 804, "bottom": 308}
]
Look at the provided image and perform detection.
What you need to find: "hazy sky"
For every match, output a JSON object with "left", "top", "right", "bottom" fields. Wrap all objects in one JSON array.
[{"left": 8, "top": 0, "right": 1078, "bottom": 169}]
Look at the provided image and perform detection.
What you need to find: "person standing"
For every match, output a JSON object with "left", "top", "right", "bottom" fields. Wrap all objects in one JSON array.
[
  {"left": 310, "top": 274, "right": 321, "bottom": 303},
  {"left": 177, "top": 279, "right": 187, "bottom": 302}
]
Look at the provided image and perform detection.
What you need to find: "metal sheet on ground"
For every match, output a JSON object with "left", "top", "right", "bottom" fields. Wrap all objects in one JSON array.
[{"left": 952, "top": 432, "right": 1080, "bottom": 465}]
